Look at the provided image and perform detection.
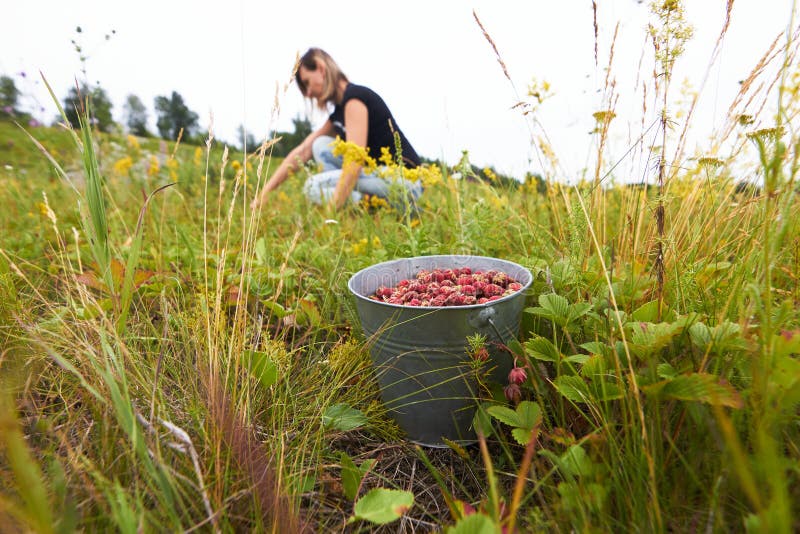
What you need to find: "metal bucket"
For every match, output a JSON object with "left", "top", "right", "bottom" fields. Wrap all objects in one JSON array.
[{"left": 347, "top": 255, "right": 532, "bottom": 447}]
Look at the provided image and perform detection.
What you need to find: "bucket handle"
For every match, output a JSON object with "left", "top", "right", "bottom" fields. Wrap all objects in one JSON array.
[{"left": 469, "top": 307, "right": 513, "bottom": 345}]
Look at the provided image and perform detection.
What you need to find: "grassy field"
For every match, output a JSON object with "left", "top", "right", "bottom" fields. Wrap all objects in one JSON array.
[{"left": 2, "top": 6, "right": 800, "bottom": 533}]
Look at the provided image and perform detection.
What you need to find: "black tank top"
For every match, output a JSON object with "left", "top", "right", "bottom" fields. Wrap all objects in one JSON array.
[{"left": 329, "top": 83, "right": 421, "bottom": 168}]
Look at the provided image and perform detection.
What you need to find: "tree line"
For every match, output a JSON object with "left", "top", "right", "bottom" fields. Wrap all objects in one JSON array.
[{"left": 0, "top": 74, "right": 310, "bottom": 154}]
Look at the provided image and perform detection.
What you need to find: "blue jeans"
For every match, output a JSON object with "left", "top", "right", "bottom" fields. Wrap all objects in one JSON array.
[{"left": 303, "top": 136, "right": 423, "bottom": 208}]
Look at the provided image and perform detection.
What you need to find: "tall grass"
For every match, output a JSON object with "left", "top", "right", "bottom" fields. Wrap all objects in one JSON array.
[{"left": 1, "top": 1, "right": 799, "bottom": 531}]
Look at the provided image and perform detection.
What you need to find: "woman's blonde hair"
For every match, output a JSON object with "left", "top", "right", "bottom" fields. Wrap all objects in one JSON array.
[{"left": 295, "top": 48, "right": 348, "bottom": 110}]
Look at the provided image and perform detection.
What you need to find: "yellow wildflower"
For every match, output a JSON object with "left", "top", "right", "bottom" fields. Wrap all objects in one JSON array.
[
  {"left": 489, "top": 194, "right": 508, "bottom": 210},
  {"left": 126, "top": 134, "right": 141, "bottom": 152},
  {"left": 482, "top": 167, "right": 498, "bottom": 182},
  {"left": 350, "top": 238, "right": 368, "bottom": 256},
  {"left": 277, "top": 191, "right": 290, "bottom": 204},
  {"left": 147, "top": 155, "right": 160, "bottom": 177},
  {"left": 166, "top": 158, "right": 179, "bottom": 181},
  {"left": 379, "top": 146, "right": 394, "bottom": 166},
  {"left": 113, "top": 156, "right": 134, "bottom": 177},
  {"left": 193, "top": 147, "right": 204, "bottom": 166},
  {"left": 332, "top": 137, "right": 377, "bottom": 174},
  {"left": 349, "top": 235, "right": 382, "bottom": 255}
]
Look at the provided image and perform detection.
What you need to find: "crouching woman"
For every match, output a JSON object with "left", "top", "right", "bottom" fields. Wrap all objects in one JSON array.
[{"left": 250, "top": 48, "right": 422, "bottom": 212}]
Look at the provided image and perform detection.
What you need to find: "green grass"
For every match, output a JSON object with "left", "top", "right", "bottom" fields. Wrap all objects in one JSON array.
[{"left": 1, "top": 6, "right": 800, "bottom": 529}]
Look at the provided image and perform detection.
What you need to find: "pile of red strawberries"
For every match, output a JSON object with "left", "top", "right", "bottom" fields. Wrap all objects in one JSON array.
[{"left": 370, "top": 267, "right": 523, "bottom": 307}]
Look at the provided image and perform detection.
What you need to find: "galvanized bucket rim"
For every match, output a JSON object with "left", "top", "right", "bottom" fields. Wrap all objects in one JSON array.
[{"left": 347, "top": 254, "right": 533, "bottom": 311}]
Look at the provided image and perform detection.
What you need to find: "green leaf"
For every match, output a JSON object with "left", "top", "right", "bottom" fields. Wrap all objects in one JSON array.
[
  {"left": 567, "top": 301, "right": 593, "bottom": 323},
  {"left": 524, "top": 336, "right": 561, "bottom": 362},
  {"left": 351, "top": 488, "right": 414, "bottom": 525},
  {"left": 580, "top": 341, "right": 612, "bottom": 357},
  {"left": 472, "top": 404, "right": 493, "bottom": 437},
  {"left": 560, "top": 444, "right": 594, "bottom": 478},
  {"left": 486, "top": 405, "right": 520, "bottom": 428},
  {"left": 323, "top": 403, "right": 368, "bottom": 431},
  {"left": 538, "top": 293, "right": 570, "bottom": 325},
  {"left": 642, "top": 373, "right": 743, "bottom": 408},
  {"left": 589, "top": 379, "right": 623, "bottom": 401},
  {"left": 631, "top": 300, "right": 661, "bottom": 322},
  {"left": 445, "top": 511, "right": 501, "bottom": 534},
  {"left": 657, "top": 363, "right": 678, "bottom": 379},
  {"left": 261, "top": 299, "right": 289, "bottom": 319},
  {"left": 553, "top": 376, "right": 591, "bottom": 403},
  {"left": 515, "top": 401, "right": 543, "bottom": 429},
  {"left": 243, "top": 350, "right": 278, "bottom": 389},
  {"left": 511, "top": 427, "right": 535, "bottom": 446},
  {"left": 340, "top": 452, "right": 374, "bottom": 501},
  {"left": 254, "top": 237, "right": 268, "bottom": 265}
]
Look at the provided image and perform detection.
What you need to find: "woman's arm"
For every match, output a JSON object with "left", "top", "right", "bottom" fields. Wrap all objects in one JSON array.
[
  {"left": 251, "top": 120, "right": 336, "bottom": 208},
  {"left": 331, "top": 99, "right": 369, "bottom": 209}
]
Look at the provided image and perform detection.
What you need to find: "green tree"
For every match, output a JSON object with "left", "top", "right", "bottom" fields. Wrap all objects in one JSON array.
[
  {"left": 237, "top": 124, "right": 257, "bottom": 153},
  {"left": 154, "top": 91, "right": 199, "bottom": 142},
  {"left": 123, "top": 94, "right": 150, "bottom": 136},
  {"left": 269, "top": 115, "right": 312, "bottom": 157},
  {"left": 62, "top": 84, "right": 115, "bottom": 132},
  {"left": 0, "top": 75, "right": 21, "bottom": 118}
]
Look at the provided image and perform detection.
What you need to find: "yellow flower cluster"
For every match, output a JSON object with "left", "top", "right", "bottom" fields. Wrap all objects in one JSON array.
[
  {"left": 193, "top": 147, "right": 204, "bottom": 167},
  {"left": 349, "top": 235, "right": 382, "bottom": 256},
  {"left": 113, "top": 156, "right": 134, "bottom": 177},
  {"left": 400, "top": 164, "right": 443, "bottom": 188},
  {"left": 331, "top": 137, "right": 377, "bottom": 174},
  {"left": 147, "top": 155, "right": 160, "bottom": 177},
  {"left": 360, "top": 194, "right": 390, "bottom": 211},
  {"left": 482, "top": 167, "right": 498, "bottom": 182},
  {"left": 379, "top": 146, "right": 394, "bottom": 166},
  {"left": 126, "top": 135, "right": 141, "bottom": 154},
  {"left": 166, "top": 158, "right": 179, "bottom": 181}
]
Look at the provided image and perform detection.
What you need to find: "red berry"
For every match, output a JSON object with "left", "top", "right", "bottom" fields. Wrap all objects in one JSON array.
[
  {"left": 457, "top": 275, "right": 473, "bottom": 286},
  {"left": 484, "top": 284, "right": 504, "bottom": 297},
  {"left": 504, "top": 383, "right": 521, "bottom": 404},
  {"left": 508, "top": 366, "right": 527, "bottom": 385},
  {"left": 461, "top": 284, "right": 476, "bottom": 296}
]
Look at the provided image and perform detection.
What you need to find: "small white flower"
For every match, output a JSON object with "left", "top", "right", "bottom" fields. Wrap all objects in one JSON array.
[
  {"left": 4, "top": 165, "right": 12, "bottom": 171},
  {"left": 451, "top": 172, "right": 463, "bottom": 180},
  {"left": 324, "top": 219, "right": 338, "bottom": 225}
]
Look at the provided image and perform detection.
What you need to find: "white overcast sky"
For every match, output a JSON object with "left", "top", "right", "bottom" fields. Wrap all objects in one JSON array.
[{"left": 1, "top": 1, "right": 797, "bottom": 180}]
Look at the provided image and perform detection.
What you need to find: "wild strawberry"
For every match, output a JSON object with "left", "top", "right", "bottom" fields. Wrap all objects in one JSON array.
[
  {"left": 508, "top": 366, "right": 527, "bottom": 385},
  {"left": 492, "top": 272, "right": 510, "bottom": 286},
  {"left": 463, "top": 295, "right": 477, "bottom": 305},
  {"left": 477, "top": 297, "right": 488, "bottom": 304},
  {"left": 408, "top": 298, "right": 422, "bottom": 306},
  {"left": 409, "top": 282, "right": 427, "bottom": 293},
  {"left": 375, "top": 286, "right": 393, "bottom": 299},
  {"left": 403, "top": 291, "right": 419, "bottom": 302},
  {"left": 397, "top": 279, "right": 411, "bottom": 288},
  {"left": 484, "top": 284, "right": 504, "bottom": 297},
  {"left": 488, "top": 295, "right": 502, "bottom": 301},
  {"left": 440, "top": 279, "right": 454, "bottom": 287},
  {"left": 461, "top": 284, "right": 476, "bottom": 296},
  {"left": 457, "top": 275, "right": 473, "bottom": 286},
  {"left": 445, "top": 293, "right": 465, "bottom": 306},
  {"left": 504, "top": 383, "right": 521, "bottom": 404},
  {"left": 458, "top": 267, "right": 472, "bottom": 275},
  {"left": 507, "top": 282, "right": 522, "bottom": 291},
  {"left": 431, "top": 295, "right": 447, "bottom": 307}
]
